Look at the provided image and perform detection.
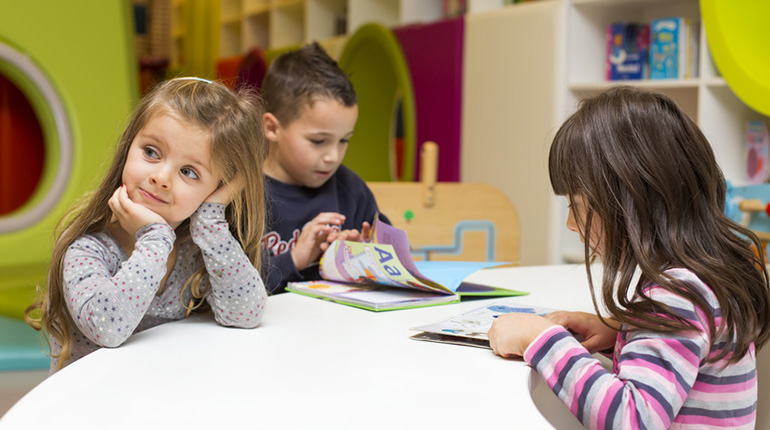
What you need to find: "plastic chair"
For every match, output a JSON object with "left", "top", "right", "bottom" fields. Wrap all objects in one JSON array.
[
  {"left": 367, "top": 142, "right": 520, "bottom": 263},
  {"left": 0, "top": 315, "right": 49, "bottom": 371}
]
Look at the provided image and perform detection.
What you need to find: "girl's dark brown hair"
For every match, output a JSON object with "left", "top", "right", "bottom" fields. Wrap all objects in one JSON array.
[
  {"left": 549, "top": 86, "right": 770, "bottom": 363},
  {"left": 25, "top": 78, "right": 266, "bottom": 369}
]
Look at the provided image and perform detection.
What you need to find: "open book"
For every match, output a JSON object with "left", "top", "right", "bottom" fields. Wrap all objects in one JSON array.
[
  {"left": 409, "top": 299, "right": 557, "bottom": 348},
  {"left": 285, "top": 217, "right": 527, "bottom": 311}
]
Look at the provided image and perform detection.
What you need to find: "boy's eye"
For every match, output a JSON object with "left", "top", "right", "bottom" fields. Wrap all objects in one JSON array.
[
  {"left": 181, "top": 167, "right": 199, "bottom": 179},
  {"left": 310, "top": 139, "right": 324, "bottom": 145},
  {"left": 143, "top": 146, "right": 159, "bottom": 159},
  {"left": 340, "top": 138, "right": 350, "bottom": 144}
]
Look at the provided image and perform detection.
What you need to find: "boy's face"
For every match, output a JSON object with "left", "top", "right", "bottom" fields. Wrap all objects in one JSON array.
[{"left": 263, "top": 98, "right": 358, "bottom": 188}]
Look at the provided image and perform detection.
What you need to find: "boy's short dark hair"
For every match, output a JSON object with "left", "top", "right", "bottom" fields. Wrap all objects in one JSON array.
[{"left": 261, "top": 42, "right": 357, "bottom": 125}]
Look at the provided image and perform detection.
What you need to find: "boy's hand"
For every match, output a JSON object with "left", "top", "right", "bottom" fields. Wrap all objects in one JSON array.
[
  {"left": 323, "top": 221, "right": 372, "bottom": 249},
  {"left": 545, "top": 311, "right": 618, "bottom": 353},
  {"left": 206, "top": 176, "right": 244, "bottom": 205},
  {"left": 108, "top": 185, "right": 166, "bottom": 237},
  {"left": 291, "top": 212, "right": 345, "bottom": 270},
  {"left": 488, "top": 313, "right": 556, "bottom": 358}
]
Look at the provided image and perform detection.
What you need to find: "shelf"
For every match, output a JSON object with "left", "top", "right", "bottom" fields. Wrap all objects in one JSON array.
[
  {"left": 569, "top": 78, "right": 701, "bottom": 92},
  {"left": 572, "top": 0, "right": 693, "bottom": 8}
]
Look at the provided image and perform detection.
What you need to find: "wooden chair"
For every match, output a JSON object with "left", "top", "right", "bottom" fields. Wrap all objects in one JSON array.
[{"left": 367, "top": 142, "right": 520, "bottom": 264}]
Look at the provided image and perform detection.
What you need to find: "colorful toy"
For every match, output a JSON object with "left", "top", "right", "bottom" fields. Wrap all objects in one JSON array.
[
  {"left": 701, "top": 0, "right": 770, "bottom": 116},
  {"left": 725, "top": 182, "right": 770, "bottom": 258}
]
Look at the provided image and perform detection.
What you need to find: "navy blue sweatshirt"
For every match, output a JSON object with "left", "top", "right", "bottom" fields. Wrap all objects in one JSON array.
[{"left": 261, "top": 165, "right": 389, "bottom": 293}]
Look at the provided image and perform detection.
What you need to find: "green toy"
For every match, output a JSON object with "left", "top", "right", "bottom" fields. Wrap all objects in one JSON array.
[{"left": 701, "top": 0, "right": 770, "bottom": 116}]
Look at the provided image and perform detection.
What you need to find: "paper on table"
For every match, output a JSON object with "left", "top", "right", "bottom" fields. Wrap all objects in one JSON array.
[{"left": 410, "top": 299, "right": 557, "bottom": 348}]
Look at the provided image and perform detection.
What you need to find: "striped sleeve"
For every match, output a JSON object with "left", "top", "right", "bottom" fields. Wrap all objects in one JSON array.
[
  {"left": 523, "top": 299, "right": 707, "bottom": 428},
  {"left": 523, "top": 273, "right": 757, "bottom": 429}
]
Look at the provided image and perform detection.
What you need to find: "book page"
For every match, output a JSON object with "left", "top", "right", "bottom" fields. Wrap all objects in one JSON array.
[{"left": 319, "top": 240, "right": 451, "bottom": 294}]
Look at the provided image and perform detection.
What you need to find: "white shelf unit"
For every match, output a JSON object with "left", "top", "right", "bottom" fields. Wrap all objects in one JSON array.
[
  {"left": 217, "top": 0, "right": 446, "bottom": 56},
  {"left": 557, "top": 0, "right": 770, "bottom": 263}
]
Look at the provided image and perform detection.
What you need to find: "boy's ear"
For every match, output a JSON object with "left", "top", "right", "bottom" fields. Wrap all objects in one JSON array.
[{"left": 263, "top": 112, "right": 281, "bottom": 143}]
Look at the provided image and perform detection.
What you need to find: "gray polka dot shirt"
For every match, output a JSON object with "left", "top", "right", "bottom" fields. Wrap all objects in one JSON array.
[{"left": 50, "top": 203, "right": 267, "bottom": 371}]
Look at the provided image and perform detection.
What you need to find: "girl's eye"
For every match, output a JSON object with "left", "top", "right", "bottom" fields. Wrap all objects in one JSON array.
[
  {"left": 181, "top": 167, "right": 199, "bottom": 180},
  {"left": 143, "top": 146, "right": 159, "bottom": 159},
  {"left": 310, "top": 139, "right": 324, "bottom": 145},
  {"left": 340, "top": 138, "right": 350, "bottom": 144}
]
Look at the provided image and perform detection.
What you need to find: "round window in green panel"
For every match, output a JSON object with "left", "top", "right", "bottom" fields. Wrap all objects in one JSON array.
[{"left": 0, "top": 41, "right": 72, "bottom": 233}]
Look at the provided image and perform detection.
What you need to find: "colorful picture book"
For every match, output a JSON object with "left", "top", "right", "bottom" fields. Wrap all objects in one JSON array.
[
  {"left": 606, "top": 22, "right": 650, "bottom": 80},
  {"left": 745, "top": 120, "right": 770, "bottom": 184},
  {"left": 650, "top": 17, "right": 699, "bottom": 79},
  {"left": 286, "top": 217, "right": 526, "bottom": 311},
  {"left": 409, "top": 299, "right": 557, "bottom": 349}
]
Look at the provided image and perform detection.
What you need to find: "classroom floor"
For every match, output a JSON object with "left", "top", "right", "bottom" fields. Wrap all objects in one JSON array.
[{"left": 0, "top": 369, "right": 48, "bottom": 418}]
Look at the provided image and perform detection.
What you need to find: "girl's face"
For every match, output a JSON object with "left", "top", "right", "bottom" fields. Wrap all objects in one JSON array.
[
  {"left": 263, "top": 98, "right": 358, "bottom": 188},
  {"left": 122, "top": 113, "right": 220, "bottom": 228},
  {"left": 566, "top": 194, "right": 603, "bottom": 256}
]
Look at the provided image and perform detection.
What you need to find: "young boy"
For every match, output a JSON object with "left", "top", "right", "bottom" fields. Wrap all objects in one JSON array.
[{"left": 260, "top": 42, "right": 389, "bottom": 293}]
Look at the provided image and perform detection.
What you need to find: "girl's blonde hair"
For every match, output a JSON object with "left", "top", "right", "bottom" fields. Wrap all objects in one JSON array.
[{"left": 26, "top": 78, "right": 266, "bottom": 368}]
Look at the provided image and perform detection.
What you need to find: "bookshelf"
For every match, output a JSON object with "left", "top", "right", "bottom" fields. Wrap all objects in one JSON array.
[
  {"left": 214, "top": 0, "right": 456, "bottom": 57},
  {"left": 461, "top": 0, "right": 769, "bottom": 265},
  {"left": 557, "top": 0, "right": 769, "bottom": 262}
]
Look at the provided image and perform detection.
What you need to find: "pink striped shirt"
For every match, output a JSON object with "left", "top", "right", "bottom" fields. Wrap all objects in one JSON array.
[{"left": 524, "top": 268, "right": 757, "bottom": 429}]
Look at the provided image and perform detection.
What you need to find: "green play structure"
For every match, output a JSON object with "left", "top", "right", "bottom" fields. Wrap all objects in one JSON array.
[
  {"left": 0, "top": 2, "right": 137, "bottom": 321},
  {"left": 338, "top": 23, "right": 416, "bottom": 182}
]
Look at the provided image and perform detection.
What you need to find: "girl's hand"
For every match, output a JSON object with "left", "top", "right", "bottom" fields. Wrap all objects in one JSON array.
[
  {"left": 290, "top": 212, "right": 345, "bottom": 271},
  {"left": 108, "top": 185, "right": 166, "bottom": 237},
  {"left": 545, "top": 311, "right": 619, "bottom": 353},
  {"left": 323, "top": 222, "right": 372, "bottom": 248},
  {"left": 488, "top": 313, "right": 556, "bottom": 358},
  {"left": 206, "top": 176, "right": 244, "bottom": 205}
]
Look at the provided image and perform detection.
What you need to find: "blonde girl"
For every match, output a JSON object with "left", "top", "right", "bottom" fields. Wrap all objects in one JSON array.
[
  {"left": 488, "top": 86, "right": 770, "bottom": 429},
  {"left": 27, "top": 77, "right": 267, "bottom": 372}
]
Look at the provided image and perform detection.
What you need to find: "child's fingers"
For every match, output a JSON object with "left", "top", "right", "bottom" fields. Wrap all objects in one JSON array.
[
  {"left": 311, "top": 212, "right": 346, "bottom": 226},
  {"left": 108, "top": 187, "right": 124, "bottom": 218}
]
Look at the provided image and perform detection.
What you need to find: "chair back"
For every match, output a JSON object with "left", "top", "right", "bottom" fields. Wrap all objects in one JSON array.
[{"left": 367, "top": 142, "right": 519, "bottom": 263}]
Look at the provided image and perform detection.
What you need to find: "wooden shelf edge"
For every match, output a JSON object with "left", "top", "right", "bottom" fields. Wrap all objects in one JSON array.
[{"left": 569, "top": 78, "right": 702, "bottom": 92}]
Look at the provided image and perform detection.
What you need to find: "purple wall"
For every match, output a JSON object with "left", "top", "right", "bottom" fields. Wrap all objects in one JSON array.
[{"left": 394, "top": 17, "right": 464, "bottom": 182}]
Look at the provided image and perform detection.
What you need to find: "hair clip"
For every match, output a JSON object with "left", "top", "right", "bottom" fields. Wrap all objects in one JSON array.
[{"left": 175, "top": 76, "right": 214, "bottom": 84}]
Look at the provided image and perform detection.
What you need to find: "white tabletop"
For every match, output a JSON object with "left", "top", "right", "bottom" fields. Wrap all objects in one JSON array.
[{"left": 0, "top": 264, "right": 597, "bottom": 430}]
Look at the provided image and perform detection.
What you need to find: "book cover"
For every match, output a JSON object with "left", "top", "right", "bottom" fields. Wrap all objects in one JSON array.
[
  {"left": 410, "top": 300, "right": 557, "bottom": 348},
  {"left": 746, "top": 120, "right": 770, "bottom": 184},
  {"left": 650, "top": 17, "right": 699, "bottom": 79},
  {"left": 606, "top": 22, "right": 650, "bottom": 80},
  {"left": 286, "top": 217, "right": 526, "bottom": 311}
]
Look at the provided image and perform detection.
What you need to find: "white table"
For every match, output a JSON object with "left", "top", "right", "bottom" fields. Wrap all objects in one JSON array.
[{"left": 0, "top": 264, "right": 598, "bottom": 429}]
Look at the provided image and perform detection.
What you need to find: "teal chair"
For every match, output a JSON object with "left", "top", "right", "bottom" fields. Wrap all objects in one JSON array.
[{"left": 0, "top": 316, "right": 49, "bottom": 371}]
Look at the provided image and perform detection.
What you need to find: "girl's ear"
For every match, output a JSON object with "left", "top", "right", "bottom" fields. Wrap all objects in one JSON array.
[{"left": 262, "top": 112, "right": 281, "bottom": 143}]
